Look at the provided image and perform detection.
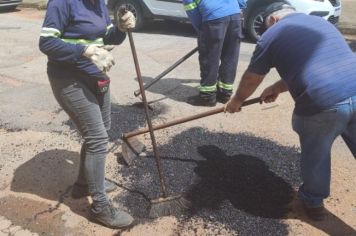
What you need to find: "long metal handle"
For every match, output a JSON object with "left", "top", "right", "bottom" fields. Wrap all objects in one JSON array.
[
  {"left": 126, "top": 28, "right": 168, "bottom": 197},
  {"left": 134, "top": 47, "right": 198, "bottom": 97},
  {"left": 123, "top": 97, "right": 261, "bottom": 139}
]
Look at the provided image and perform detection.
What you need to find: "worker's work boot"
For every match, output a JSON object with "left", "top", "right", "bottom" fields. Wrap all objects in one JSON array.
[
  {"left": 187, "top": 94, "right": 216, "bottom": 107},
  {"left": 216, "top": 92, "right": 231, "bottom": 104},
  {"left": 71, "top": 180, "right": 117, "bottom": 199},
  {"left": 91, "top": 202, "right": 134, "bottom": 229}
]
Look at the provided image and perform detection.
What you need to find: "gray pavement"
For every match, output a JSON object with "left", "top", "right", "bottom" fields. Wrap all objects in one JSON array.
[
  {"left": 339, "top": 0, "right": 356, "bottom": 35},
  {"left": 19, "top": 0, "right": 356, "bottom": 35}
]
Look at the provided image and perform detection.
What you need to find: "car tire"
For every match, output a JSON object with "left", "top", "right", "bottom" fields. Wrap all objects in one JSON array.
[
  {"left": 246, "top": 5, "right": 268, "bottom": 42},
  {"left": 114, "top": 0, "right": 145, "bottom": 31}
]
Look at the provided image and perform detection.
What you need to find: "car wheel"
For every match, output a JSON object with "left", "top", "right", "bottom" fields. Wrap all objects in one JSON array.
[
  {"left": 246, "top": 5, "right": 268, "bottom": 42},
  {"left": 114, "top": 0, "right": 145, "bottom": 31}
]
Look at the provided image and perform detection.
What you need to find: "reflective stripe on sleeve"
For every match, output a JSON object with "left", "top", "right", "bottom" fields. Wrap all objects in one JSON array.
[
  {"left": 218, "top": 81, "right": 233, "bottom": 90},
  {"left": 40, "top": 27, "right": 61, "bottom": 38},
  {"left": 61, "top": 38, "right": 104, "bottom": 46},
  {"left": 199, "top": 83, "right": 217, "bottom": 92},
  {"left": 106, "top": 24, "right": 114, "bottom": 35},
  {"left": 184, "top": 0, "right": 201, "bottom": 11}
]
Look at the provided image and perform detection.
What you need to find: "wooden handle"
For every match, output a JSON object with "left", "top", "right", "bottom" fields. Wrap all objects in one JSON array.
[{"left": 123, "top": 97, "right": 261, "bottom": 139}]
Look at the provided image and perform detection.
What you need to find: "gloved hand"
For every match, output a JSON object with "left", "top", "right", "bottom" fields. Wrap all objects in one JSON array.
[
  {"left": 118, "top": 11, "right": 136, "bottom": 32},
  {"left": 83, "top": 45, "right": 115, "bottom": 72}
]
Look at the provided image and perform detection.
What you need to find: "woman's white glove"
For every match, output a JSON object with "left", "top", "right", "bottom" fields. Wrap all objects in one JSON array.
[
  {"left": 83, "top": 45, "right": 115, "bottom": 72},
  {"left": 118, "top": 11, "right": 136, "bottom": 32}
]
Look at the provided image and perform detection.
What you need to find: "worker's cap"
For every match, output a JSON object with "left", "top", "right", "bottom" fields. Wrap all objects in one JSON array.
[{"left": 263, "top": 2, "right": 296, "bottom": 21}]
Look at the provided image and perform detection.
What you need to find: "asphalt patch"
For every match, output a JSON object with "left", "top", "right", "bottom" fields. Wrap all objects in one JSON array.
[
  {"left": 113, "top": 128, "right": 301, "bottom": 235},
  {"left": 185, "top": 145, "right": 294, "bottom": 219}
]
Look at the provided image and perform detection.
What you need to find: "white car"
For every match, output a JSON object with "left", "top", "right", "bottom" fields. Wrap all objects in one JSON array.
[
  {"left": 107, "top": 0, "right": 341, "bottom": 42},
  {"left": 246, "top": 0, "right": 341, "bottom": 41}
]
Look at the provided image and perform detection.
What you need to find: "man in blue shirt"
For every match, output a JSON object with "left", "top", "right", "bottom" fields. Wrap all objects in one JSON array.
[
  {"left": 183, "top": 0, "right": 246, "bottom": 106},
  {"left": 39, "top": 0, "right": 136, "bottom": 228},
  {"left": 225, "top": 3, "right": 356, "bottom": 221}
]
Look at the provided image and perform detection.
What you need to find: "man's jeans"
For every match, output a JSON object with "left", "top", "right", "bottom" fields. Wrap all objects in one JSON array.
[
  {"left": 48, "top": 75, "right": 111, "bottom": 208},
  {"left": 292, "top": 96, "right": 356, "bottom": 207}
]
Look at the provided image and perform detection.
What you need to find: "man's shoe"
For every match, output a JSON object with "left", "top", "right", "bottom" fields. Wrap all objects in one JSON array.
[
  {"left": 187, "top": 95, "right": 216, "bottom": 107},
  {"left": 71, "top": 180, "right": 117, "bottom": 199},
  {"left": 216, "top": 93, "right": 231, "bottom": 104},
  {"left": 91, "top": 203, "right": 134, "bottom": 229},
  {"left": 303, "top": 203, "right": 327, "bottom": 221}
]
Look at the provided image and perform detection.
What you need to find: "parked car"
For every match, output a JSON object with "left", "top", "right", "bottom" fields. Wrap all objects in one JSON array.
[
  {"left": 245, "top": 0, "right": 341, "bottom": 41},
  {"left": 106, "top": 0, "right": 341, "bottom": 42},
  {"left": 0, "top": 0, "right": 22, "bottom": 11}
]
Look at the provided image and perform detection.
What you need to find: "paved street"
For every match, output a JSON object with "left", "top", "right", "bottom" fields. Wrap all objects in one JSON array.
[{"left": 0, "top": 7, "right": 355, "bottom": 236}]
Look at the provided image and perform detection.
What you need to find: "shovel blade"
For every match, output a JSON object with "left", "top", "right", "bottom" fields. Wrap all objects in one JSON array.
[{"left": 120, "top": 136, "right": 145, "bottom": 166}]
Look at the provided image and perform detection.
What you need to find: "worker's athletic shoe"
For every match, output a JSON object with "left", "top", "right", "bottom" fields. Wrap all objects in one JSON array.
[
  {"left": 71, "top": 180, "right": 117, "bottom": 199},
  {"left": 216, "top": 93, "right": 231, "bottom": 104},
  {"left": 187, "top": 95, "right": 216, "bottom": 107},
  {"left": 91, "top": 203, "right": 134, "bottom": 229},
  {"left": 302, "top": 203, "right": 327, "bottom": 221}
]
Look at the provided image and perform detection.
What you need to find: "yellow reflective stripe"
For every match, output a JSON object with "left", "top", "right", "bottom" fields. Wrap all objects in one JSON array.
[
  {"left": 106, "top": 24, "right": 114, "bottom": 35},
  {"left": 184, "top": 2, "right": 196, "bottom": 10},
  {"left": 199, "top": 84, "right": 217, "bottom": 92},
  {"left": 184, "top": 0, "right": 201, "bottom": 11},
  {"left": 218, "top": 81, "right": 233, "bottom": 90},
  {"left": 40, "top": 27, "right": 61, "bottom": 38},
  {"left": 61, "top": 38, "right": 104, "bottom": 46}
]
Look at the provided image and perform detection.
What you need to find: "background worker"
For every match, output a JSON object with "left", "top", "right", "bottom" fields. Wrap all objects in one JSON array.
[
  {"left": 225, "top": 3, "right": 356, "bottom": 221},
  {"left": 39, "top": 0, "right": 136, "bottom": 228},
  {"left": 183, "top": 0, "right": 246, "bottom": 107}
]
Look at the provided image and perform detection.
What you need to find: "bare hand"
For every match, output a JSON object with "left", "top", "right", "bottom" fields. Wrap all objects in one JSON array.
[
  {"left": 260, "top": 85, "right": 280, "bottom": 103},
  {"left": 224, "top": 96, "right": 243, "bottom": 113}
]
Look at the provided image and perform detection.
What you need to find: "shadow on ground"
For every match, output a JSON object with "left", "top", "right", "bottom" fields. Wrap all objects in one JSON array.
[
  {"left": 114, "top": 128, "right": 355, "bottom": 235},
  {"left": 10, "top": 150, "right": 90, "bottom": 219},
  {"left": 0, "top": 8, "right": 20, "bottom": 14}
]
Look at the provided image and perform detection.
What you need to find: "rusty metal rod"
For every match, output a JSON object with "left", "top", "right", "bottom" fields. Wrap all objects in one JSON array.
[
  {"left": 123, "top": 97, "right": 261, "bottom": 139},
  {"left": 134, "top": 47, "right": 198, "bottom": 97},
  {"left": 126, "top": 26, "right": 168, "bottom": 197}
]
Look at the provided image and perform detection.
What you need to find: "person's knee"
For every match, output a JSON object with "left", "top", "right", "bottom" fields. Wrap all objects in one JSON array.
[{"left": 85, "top": 133, "right": 109, "bottom": 154}]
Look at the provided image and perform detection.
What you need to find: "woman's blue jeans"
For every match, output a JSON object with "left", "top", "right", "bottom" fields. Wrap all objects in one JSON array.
[
  {"left": 292, "top": 96, "right": 356, "bottom": 207},
  {"left": 48, "top": 74, "right": 111, "bottom": 208}
]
